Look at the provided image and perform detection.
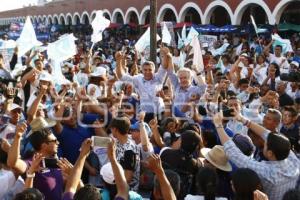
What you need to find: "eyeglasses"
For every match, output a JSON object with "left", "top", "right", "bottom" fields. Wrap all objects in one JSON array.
[{"left": 46, "top": 139, "right": 58, "bottom": 144}]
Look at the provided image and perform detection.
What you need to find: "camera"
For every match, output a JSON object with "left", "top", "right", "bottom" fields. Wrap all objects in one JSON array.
[{"left": 280, "top": 72, "right": 300, "bottom": 82}]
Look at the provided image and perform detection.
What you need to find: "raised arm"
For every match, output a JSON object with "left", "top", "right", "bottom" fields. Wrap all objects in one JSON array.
[
  {"left": 65, "top": 139, "right": 92, "bottom": 194},
  {"left": 146, "top": 154, "right": 177, "bottom": 200},
  {"left": 149, "top": 118, "right": 165, "bottom": 148},
  {"left": 7, "top": 122, "right": 28, "bottom": 174},
  {"left": 115, "top": 51, "right": 126, "bottom": 80},
  {"left": 263, "top": 39, "right": 274, "bottom": 55},
  {"left": 25, "top": 50, "right": 38, "bottom": 68},
  {"left": 138, "top": 112, "right": 151, "bottom": 152},
  {"left": 107, "top": 139, "right": 129, "bottom": 200},
  {"left": 27, "top": 84, "right": 48, "bottom": 122},
  {"left": 24, "top": 153, "right": 44, "bottom": 189}
]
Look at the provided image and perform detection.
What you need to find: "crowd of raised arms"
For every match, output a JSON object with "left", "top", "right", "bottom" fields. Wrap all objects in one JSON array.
[{"left": 0, "top": 28, "right": 300, "bottom": 200}]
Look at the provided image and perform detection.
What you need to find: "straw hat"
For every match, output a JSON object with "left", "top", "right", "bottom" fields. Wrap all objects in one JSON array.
[
  {"left": 201, "top": 145, "right": 232, "bottom": 172},
  {"left": 27, "top": 117, "right": 56, "bottom": 138}
]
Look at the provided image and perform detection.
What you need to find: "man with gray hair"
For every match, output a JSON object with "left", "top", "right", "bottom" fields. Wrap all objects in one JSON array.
[{"left": 167, "top": 66, "right": 206, "bottom": 117}]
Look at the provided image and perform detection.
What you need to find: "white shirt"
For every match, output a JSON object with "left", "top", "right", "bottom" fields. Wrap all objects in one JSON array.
[
  {"left": 269, "top": 53, "right": 289, "bottom": 74},
  {"left": 121, "top": 66, "right": 167, "bottom": 113},
  {"left": 74, "top": 71, "right": 89, "bottom": 87},
  {"left": 0, "top": 169, "right": 17, "bottom": 199},
  {"left": 253, "top": 63, "right": 268, "bottom": 85},
  {"left": 0, "top": 123, "right": 16, "bottom": 144}
]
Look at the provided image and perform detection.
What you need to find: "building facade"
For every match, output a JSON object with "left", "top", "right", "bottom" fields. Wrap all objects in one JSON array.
[{"left": 0, "top": 0, "right": 299, "bottom": 26}]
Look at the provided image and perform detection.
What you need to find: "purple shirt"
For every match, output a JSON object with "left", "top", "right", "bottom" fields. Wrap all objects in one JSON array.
[
  {"left": 26, "top": 160, "right": 64, "bottom": 200},
  {"left": 62, "top": 192, "right": 74, "bottom": 200}
]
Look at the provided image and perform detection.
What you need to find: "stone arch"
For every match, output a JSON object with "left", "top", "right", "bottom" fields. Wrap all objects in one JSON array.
[
  {"left": 103, "top": 9, "right": 112, "bottom": 20},
  {"left": 125, "top": 7, "right": 139, "bottom": 24},
  {"left": 273, "top": 0, "right": 300, "bottom": 24},
  {"left": 42, "top": 15, "right": 48, "bottom": 25},
  {"left": 178, "top": 2, "right": 203, "bottom": 24},
  {"left": 59, "top": 14, "right": 66, "bottom": 25},
  {"left": 47, "top": 15, "right": 53, "bottom": 25},
  {"left": 112, "top": 8, "right": 125, "bottom": 23},
  {"left": 53, "top": 14, "right": 59, "bottom": 24},
  {"left": 37, "top": 15, "right": 43, "bottom": 23},
  {"left": 65, "top": 13, "right": 72, "bottom": 25},
  {"left": 139, "top": 5, "right": 150, "bottom": 25},
  {"left": 203, "top": 0, "right": 234, "bottom": 24},
  {"left": 157, "top": 3, "right": 179, "bottom": 22},
  {"left": 234, "top": 0, "right": 274, "bottom": 25},
  {"left": 72, "top": 12, "right": 81, "bottom": 25},
  {"left": 80, "top": 11, "right": 90, "bottom": 24}
]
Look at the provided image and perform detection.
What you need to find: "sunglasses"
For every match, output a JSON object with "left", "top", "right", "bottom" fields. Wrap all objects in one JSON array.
[{"left": 46, "top": 139, "right": 58, "bottom": 144}]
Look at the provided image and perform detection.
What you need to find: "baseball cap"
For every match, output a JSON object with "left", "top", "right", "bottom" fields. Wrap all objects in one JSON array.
[
  {"left": 291, "top": 61, "right": 299, "bottom": 67},
  {"left": 8, "top": 103, "right": 22, "bottom": 112},
  {"left": 100, "top": 162, "right": 115, "bottom": 185},
  {"left": 130, "top": 122, "right": 152, "bottom": 137}
]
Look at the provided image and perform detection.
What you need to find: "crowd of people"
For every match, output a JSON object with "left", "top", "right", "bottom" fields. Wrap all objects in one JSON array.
[{"left": 0, "top": 24, "right": 300, "bottom": 200}]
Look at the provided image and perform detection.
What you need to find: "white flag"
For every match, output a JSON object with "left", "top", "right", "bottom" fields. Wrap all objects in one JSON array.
[
  {"left": 182, "top": 24, "right": 187, "bottom": 42},
  {"left": 47, "top": 34, "right": 77, "bottom": 81},
  {"left": 135, "top": 27, "right": 161, "bottom": 52},
  {"left": 185, "top": 27, "right": 199, "bottom": 46},
  {"left": 211, "top": 42, "right": 230, "bottom": 56},
  {"left": 191, "top": 36, "right": 204, "bottom": 72},
  {"left": 272, "top": 34, "right": 293, "bottom": 54},
  {"left": 17, "top": 16, "right": 42, "bottom": 56},
  {"left": 91, "top": 10, "right": 110, "bottom": 43},
  {"left": 162, "top": 22, "right": 172, "bottom": 45}
]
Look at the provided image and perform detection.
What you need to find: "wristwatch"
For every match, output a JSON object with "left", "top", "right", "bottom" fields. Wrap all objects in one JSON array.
[{"left": 26, "top": 172, "right": 35, "bottom": 178}]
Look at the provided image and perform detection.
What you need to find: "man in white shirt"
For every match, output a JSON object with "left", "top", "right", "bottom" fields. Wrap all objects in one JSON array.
[
  {"left": 266, "top": 44, "right": 289, "bottom": 74},
  {"left": 116, "top": 48, "right": 170, "bottom": 122}
]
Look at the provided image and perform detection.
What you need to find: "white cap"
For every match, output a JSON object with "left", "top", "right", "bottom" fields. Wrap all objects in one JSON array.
[
  {"left": 60, "top": 78, "right": 71, "bottom": 85},
  {"left": 39, "top": 71, "right": 53, "bottom": 82},
  {"left": 291, "top": 61, "right": 299, "bottom": 67},
  {"left": 100, "top": 162, "right": 115, "bottom": 185},
  {"left": 91, "top": 67, "right": 106, "bottom": 77},
  {"left": 9, "top": 103, "right": 22, "bottom": 111}
]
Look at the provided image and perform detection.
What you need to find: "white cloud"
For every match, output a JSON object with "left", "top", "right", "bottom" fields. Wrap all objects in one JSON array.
[{"left": 0, "top": 0, "right": 38, "bottom": 12}]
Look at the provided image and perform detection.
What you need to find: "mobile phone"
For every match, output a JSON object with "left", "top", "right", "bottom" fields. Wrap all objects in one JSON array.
[
  {"left": 223, "top": 108, "right": 235, "bottom": 118},
  {"left": 42, "top": 158, "right": 59, "bottom": 169},
  {"left": 91, "top": 136, "right": 111, "bottom": 148}
]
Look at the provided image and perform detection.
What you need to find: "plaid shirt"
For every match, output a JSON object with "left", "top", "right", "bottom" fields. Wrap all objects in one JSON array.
[{"left": 224, "top": 138, "right": 300, "bottom": 200}]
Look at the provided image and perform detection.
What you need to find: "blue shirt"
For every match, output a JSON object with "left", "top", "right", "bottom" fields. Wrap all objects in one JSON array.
[
  {"left": 200, "top": 118, "right": 234, "bottom": 145},
  {"left": 56, "top": 125, "right": 93, "bottom": 164}
]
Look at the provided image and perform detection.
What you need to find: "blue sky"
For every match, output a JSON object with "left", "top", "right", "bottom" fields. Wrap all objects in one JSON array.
[{"left": 0, "top": 0, "right": 38, "bottom": 12}]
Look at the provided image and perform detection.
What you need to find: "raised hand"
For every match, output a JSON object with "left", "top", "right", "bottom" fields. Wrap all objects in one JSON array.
[
  {"left": 15, "top": 122, "right": 27, "bottom": 138},
  {"left": 107, "top": 138, "right": 116, "bottom": 162},
  {"left": 145, "top": 154, "right": 163, "bottom": 175},
  {"left": 213, "top": 112, "right": 224, "bottom": 127},
  {"left": 115, "top": 51, "right": 124, "bottom": 62},
  {"left": 28, "top": 153, "right": 44, "bottom": 174},
  {"left": 138, "top": 111, "right": 146, "bottom": 122},
  {"left": 58, "top": 158, "right": 74, "bottom": 179},
  {"left": 149, "top": 117, "right": 158, "bottom": 130},
  {"left": 254, "top": 190, "right": 269, "bottom": 200},
  {"left": 79, "top": 138, "right": 92, "bottom": 158}
]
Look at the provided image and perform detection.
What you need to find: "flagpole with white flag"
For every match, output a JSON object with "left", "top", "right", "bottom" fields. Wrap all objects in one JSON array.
[
  {"left": 90, "top": 10, "right": 111, "bottom": 50},
  {"left": 16, "top": 16, "right": 42, "bottom": 56},
  {"left": 250, "top": 15, "right": 263, "bottom": 52},
  {"left": 191, "top": 36, "right": 204, "bottom": 73}
]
